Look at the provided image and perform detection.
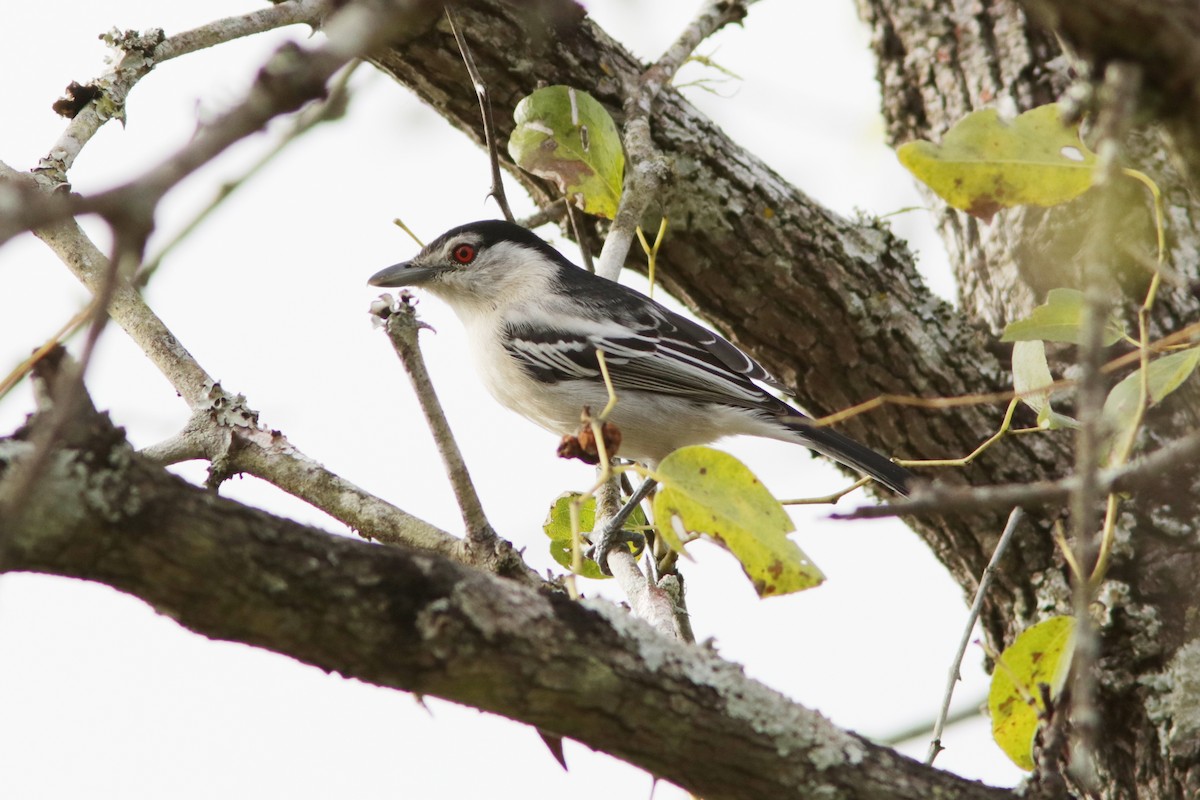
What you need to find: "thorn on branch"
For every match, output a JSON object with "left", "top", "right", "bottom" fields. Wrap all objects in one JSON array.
[{"left": 446, "top": 6, "right": 514, "bottom": 222}]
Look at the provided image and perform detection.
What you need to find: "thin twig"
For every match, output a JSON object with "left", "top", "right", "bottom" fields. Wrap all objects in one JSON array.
[
  {"left": 0, "top": 302, "right": 91, "bottom": 402},
  {"left": 879, "top": 694, "right": 986, "bottom": 747},
  {"left": 564, "top": 200, "right": 594, "bottom": 272},
  {"left": 6, "top": 0, "right": 407, "bottom": 247},
  {"left": 1065, "top": 62, "right": 1141, "bottom": 792},
  {"left": 446, "top": 6, "right": 514, "bottom": 223},
  {"left": 38, "top": 0, "right": 326, "bottom": 183},
  {"left": 379, "top": 294, "right": 498, "bottom": 549},
  {"left": 926, "top": 507, "right": 1025, "bottom": 764},
  {"left": 833, "top": 425, "right": 1200, "bottom": 519},
  {"left": 780, "top": 476, "right": 870, "bottom": 505},
  {"left": 595, "top": 0, "right": 757, "bottom": 280}
]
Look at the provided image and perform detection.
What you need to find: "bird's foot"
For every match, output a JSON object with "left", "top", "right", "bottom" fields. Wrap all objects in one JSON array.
[
  {"left": 585, "top": 477, "right": 657, "bottom": 575},
  {"left": 585, "top": 523, "right": 645, "bottom": 577}
]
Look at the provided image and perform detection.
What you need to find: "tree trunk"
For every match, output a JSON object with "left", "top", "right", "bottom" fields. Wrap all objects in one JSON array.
[{"left": 857, "top": 1, "right": 1200, "bottom": 796}]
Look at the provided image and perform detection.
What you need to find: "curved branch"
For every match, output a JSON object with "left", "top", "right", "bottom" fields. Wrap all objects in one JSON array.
[{"left": 0, "top": 391, "right": 1010, "bottom": 800}]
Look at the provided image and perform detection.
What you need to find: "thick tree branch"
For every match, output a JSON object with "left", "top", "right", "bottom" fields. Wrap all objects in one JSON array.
[{"left": 0, "top": 386, "right": 1010, "bottom": 800}]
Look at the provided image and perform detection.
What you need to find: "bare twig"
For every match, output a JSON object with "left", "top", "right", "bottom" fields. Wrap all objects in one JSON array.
[
  {"left": 1066, "top": 61, "right": 1142, "bottom": 791},
  {"left": 516, "top": 199, "right": 567, "bottom": 230},
  {"left": 5, "top": 0, "right": 414, "bottom": 247},
  {"left": 781, "top": 476, "right": 870, "bottom": 505},
  {"left": 0, "top": 303, "right": 90, "bottom": 403},
  {"left": 564, "top": 200, "right": 594, "bottom": 272},
  {"left": 926, "top": 507, "right": 1025, "bottom": 764},
  {"left": 376, "top": 294, "right": 498, "bottom": 550},
  {"left": 595, "top": 474, "right": 682, "bottom": 638},
  {"left": 878, "top": 695, "right": 986, "bottom": 747},
  {"left": 445, "top": 6, "right": 514, "bottom": 222},
  {"left": 38, "top": 0, "right": 327, "bottom": 183},
  {"left": 595, "top": 0, "right": 758, "bottom": 280},
  {"left": 834, "top": 425, "right": 1200, "bottom": 519}
]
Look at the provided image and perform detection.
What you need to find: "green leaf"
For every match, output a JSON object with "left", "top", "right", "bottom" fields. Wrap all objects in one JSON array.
[
  {"left": 1001, "top": 288, "right": 1126, "bottom": 346},
  {"left": 1101, "top": 347, "right": 1200, "bottom": 454},
  {"left": 542, "top": 492, "right": 645, "bottom": 580},
  {"left": 989, "top": 615, "right": 1076, "bottom": 771},
  {"left": 1012, "top": 340, "right": 1053, "bottom": 417},
  {"left": 1011, "top": 340, "right": 1078, "bottom": 430},
  {"left": 652, "top": 446, "right": 823, "bottom": 598},
  {"left": 897, "top": 104, "right": 1096, "bottom": 222},
  {"left": 509, "top": 86, "right": 625, "bottom": 219}
]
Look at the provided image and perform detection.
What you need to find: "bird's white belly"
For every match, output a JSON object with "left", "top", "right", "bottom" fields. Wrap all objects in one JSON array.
[
  {"left": 470, "top": 341, "right": 753, "bottom": 463},
  {"left": 459, "top": 312, "right": 780, "bottom": 463}
]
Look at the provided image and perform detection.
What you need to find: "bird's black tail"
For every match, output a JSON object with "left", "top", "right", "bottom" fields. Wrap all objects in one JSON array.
[{"left": 781, "top": 418, "right": 913, "bottom": 496}]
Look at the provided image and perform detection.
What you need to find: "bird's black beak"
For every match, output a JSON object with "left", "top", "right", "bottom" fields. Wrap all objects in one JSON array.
[{"left": 368, "top": 261, "right": 444, "bottom": 287}]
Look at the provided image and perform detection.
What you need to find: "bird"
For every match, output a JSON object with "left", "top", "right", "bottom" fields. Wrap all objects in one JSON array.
[{"left": 369, "top": 220, "right": 912, "bottom": 563}]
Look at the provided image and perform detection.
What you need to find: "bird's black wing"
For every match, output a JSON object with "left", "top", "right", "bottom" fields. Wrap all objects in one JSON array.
[{"left": 503, "top": 272, "right": 791, "bottom": 414}]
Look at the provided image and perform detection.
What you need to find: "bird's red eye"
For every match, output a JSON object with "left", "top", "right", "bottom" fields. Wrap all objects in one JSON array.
[{"left": 451, "top": 244, "right": 476, "bottom": 264}]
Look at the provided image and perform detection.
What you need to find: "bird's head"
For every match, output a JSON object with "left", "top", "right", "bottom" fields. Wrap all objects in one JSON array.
[{"left": 369, "top": 220, "right": 572, "bottom": 311}]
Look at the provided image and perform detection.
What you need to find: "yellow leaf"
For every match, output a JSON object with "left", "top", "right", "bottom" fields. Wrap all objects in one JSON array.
[
  {"left": 989, "top": 615, "right": 1075, "bottom": 770},
  {"left": 897, "top": 104, "right": 1096, "bottom": 222},
  {"left": 652, "top": 446, "right": 823, "bottom": 597}
]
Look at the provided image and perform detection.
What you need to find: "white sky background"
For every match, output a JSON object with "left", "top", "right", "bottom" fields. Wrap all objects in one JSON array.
[{"left": 0, "top": 1, "right": 1026, "bottom": 797}]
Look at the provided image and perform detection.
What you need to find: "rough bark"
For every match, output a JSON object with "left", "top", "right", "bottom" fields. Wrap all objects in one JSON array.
[
  {"left": 0, "top": 377, "right": 1009, "bottom": 800},
  {"left": 857, "top": 2, "right": 1200, "bottom": 798}
]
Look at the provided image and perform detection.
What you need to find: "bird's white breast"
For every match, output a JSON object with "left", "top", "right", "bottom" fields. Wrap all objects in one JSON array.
[{"left": 455, "top": 305, "right": 595, "bottom": 438}]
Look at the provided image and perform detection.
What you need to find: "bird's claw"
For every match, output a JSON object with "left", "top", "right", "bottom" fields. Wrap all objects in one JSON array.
[{"left": 585, "top": 523, "right": 645, "bottom": 576}]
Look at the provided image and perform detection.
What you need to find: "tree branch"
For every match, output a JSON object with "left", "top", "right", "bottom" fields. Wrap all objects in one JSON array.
[
  {"left": 834, "top": 425, "right": 1200, "bottom": 518},
  {"left": 38, "top": 0, "right": 328, "bottom": 183},
  {"left": 595, "top": 0, "right": 757, "bottom": 280},
  {"left": 374, "top": 294, "right": 505, "bottom": 555},
  {"left": 0, "top": 381, "right": 1011, "bottom": 800}
]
